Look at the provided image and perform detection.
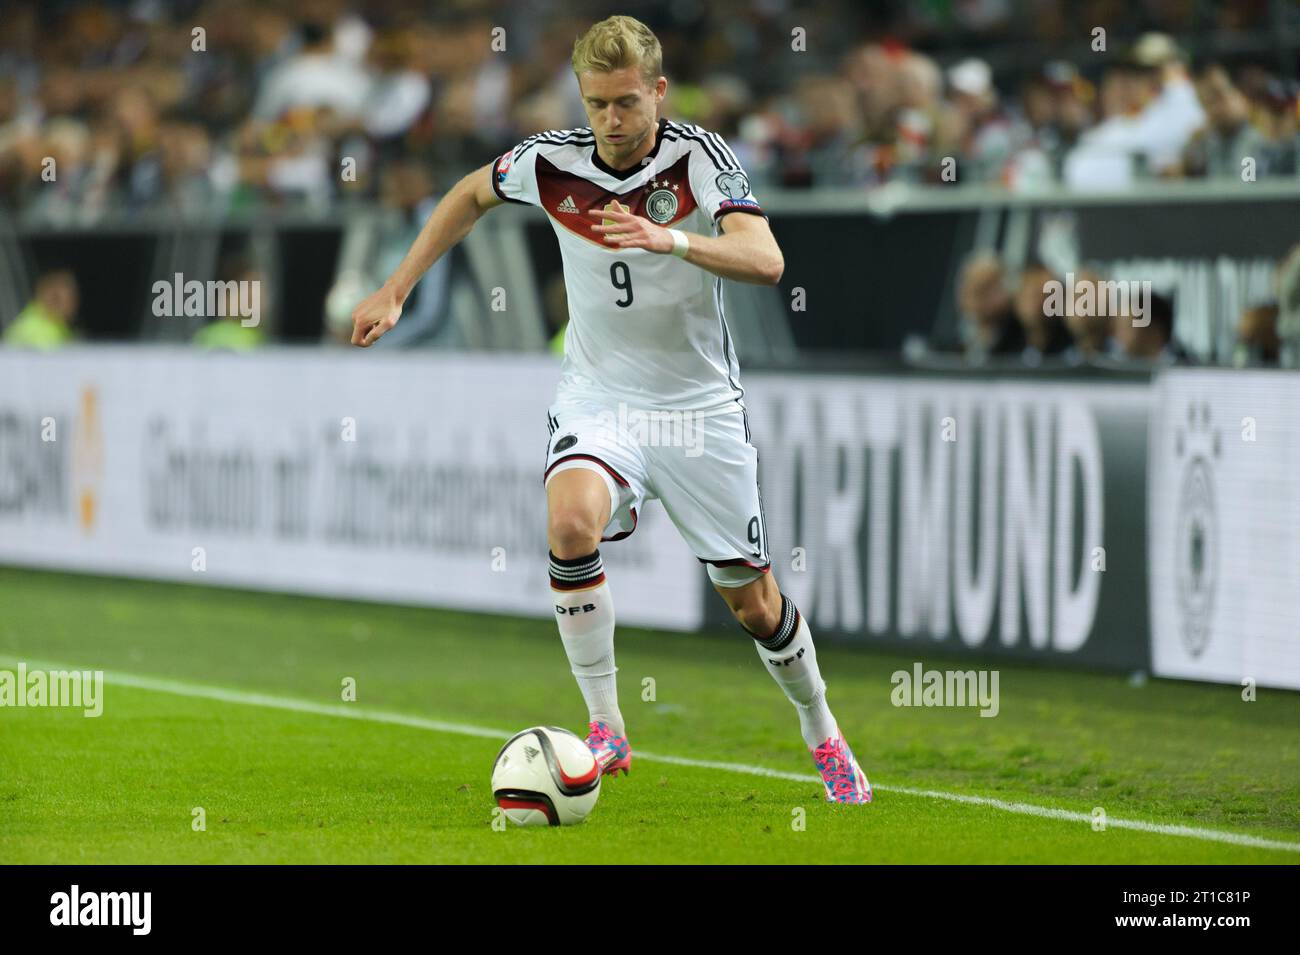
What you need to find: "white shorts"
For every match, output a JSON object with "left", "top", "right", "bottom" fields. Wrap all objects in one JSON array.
[{"left": 542, "top": 397, "right": 771, "bottom": 588}]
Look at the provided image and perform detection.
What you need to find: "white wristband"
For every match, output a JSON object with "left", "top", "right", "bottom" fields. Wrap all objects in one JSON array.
[{"left": 668, "top": 228, "right": 690, "bottom": 258}]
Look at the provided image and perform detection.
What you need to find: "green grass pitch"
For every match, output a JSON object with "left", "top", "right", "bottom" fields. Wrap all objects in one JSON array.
[{"left": 1, "top": 566, "right": 1297, "bottom": 864}]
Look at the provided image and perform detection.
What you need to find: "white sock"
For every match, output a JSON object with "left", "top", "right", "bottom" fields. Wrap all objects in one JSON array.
[
  {"left": 750, "top": 594, "right": 838, "bottom": 749},
  {"left": 550, "top": 550, "right": 624, "bottom": 737}
]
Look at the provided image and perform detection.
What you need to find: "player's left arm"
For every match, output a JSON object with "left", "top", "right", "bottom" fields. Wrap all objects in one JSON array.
[{"left": 587, "top": 208, "right": 784, "bottom": 285}]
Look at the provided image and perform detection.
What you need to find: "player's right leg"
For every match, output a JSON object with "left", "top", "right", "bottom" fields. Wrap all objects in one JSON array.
[{"left": 546, "top": 461, "right": 632, "bottom": 776}]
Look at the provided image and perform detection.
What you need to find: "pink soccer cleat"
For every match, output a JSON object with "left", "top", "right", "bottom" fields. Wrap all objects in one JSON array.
[
  {"left": 812, "top": 729, "right": 873, "bottom": 804},
  {"left": 585, "top": 720, "right": 632, "bottom": 777}
]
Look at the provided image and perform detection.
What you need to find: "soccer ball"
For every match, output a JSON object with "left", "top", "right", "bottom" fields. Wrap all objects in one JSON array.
[{"left": 491, "top": 726, "right": 601, "bottom": 826}]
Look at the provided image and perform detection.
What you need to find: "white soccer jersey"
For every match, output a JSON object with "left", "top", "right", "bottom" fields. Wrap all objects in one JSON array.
[{"left": 490, "top": 117, "right": 767, "bottom": 415}]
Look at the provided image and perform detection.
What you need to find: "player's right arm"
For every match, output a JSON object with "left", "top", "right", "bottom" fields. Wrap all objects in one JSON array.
[{"left": 350, "top": 160, "right": 504, "bottom": 347}]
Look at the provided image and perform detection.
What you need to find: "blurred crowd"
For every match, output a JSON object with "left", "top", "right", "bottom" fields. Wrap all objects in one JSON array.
[
  {"left": 3, "top": 0, "right": 1299, "bottom": 356},
  {"left": 935, "top": 243, "right": 1300, "bottom": 369},
  {"left": 826, "top": 33, "right": 1300, "bottom": 191},
  {"left": 1, "top": 0, "right": 1299, "bottom": 223}
]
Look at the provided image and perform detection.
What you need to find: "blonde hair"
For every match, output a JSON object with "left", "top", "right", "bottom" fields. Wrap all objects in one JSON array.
[{"left": 571, "top": 15, "right": 662, "bottom": 89}]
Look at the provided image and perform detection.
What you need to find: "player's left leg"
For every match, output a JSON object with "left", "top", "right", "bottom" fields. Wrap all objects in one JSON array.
[
  {"left": 710, "top": 568, "right": 830, "bottom": 747},
  {"left": 711, "top": 568, "right": 872, "bottom": 804},
  {"left": 645, "top": 405, "right": 870, "bottom": 802}
]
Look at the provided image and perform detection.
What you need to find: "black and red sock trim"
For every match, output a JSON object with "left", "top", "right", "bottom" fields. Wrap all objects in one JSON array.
[
  {"left": 745, "top": 593, "right": 800, "bottom": 652},
  {"left": 549, "top": 549, "right": 605, "bottom": 591}
]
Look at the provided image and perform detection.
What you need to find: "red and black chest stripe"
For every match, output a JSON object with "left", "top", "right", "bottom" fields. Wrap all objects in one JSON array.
[{"left": 536, "top": 152, "right": 697, "bottom": 245}]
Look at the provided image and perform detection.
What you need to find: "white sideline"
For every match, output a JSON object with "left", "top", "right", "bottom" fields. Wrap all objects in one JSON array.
[{"left": 7, "top": 656, "right": 1299, "bottom": 856}]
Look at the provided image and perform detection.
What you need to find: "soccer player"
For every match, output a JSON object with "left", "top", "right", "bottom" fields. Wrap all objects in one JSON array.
[{"left": 351, "top": 15, "right": 871, "bottom": 803}]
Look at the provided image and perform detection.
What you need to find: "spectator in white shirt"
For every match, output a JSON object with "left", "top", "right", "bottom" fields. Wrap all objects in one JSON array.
[{"left": 253, "top": 21, "right": 371, "bottom": 124}]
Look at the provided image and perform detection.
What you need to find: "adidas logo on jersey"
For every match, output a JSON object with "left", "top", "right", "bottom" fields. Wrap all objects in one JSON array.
[{"left": 556, "top": 195, "right": 579, "bottom": 214}]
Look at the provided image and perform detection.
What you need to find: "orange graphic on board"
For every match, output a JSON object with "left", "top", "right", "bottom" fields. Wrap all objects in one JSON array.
[{"left": 72, "top": 385, "right": 103, "bottom": 533}]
